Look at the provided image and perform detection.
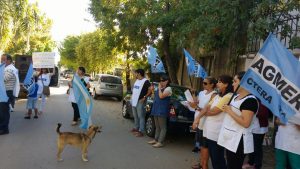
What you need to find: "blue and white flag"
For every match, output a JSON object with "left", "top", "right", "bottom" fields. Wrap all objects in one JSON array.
[
  {"left": 72, "top": 74, "right": 93, "bottom": 129},
  {"left": 183, "top": 49, "right": 207, "bottom": 79},
  {"left": 0, "top": 63, "right": 9, "bottom": 102},
  {"left": 23, "top": 63, "right": 36, "bottom": 96},
  {"left": 147, "top": 46, "right": 166, "bottom": 73},
  {"left": 240, "top": 34, "right": 300, "bottom": 124}
]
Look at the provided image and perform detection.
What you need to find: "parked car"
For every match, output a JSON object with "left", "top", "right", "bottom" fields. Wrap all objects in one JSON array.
[
  {"left": 91, "top": 74, "right": 123, "bottom": 101},
  {"left": 122, "top": 82, "right": 195, "bottom": 137}
]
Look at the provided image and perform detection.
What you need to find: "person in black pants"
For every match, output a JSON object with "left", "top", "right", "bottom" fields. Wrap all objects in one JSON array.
[
  {"left": 0, "top": 102, "right": 9, "bottom": 135},
  {"left": 68, "top": 67, "right": 90, "bottom": 126}
]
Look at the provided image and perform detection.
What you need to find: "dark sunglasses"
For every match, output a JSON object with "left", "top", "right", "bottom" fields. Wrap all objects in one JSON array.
[
  {"left": 203, "top": 82, "right": 208, "bottom": 85},
  {"left": 160, "top": 79, "right": 167, "bottom": 82}
]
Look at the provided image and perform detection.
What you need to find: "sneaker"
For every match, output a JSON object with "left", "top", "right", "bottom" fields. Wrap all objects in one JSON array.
[
  {"left": 148, "top": 140, "right": 157, "bottom": 144},
  {"left": 0, "top": 130, "right": 9, "bottom": 135},
  {"left": 152, "top": 142, "right": 163, "bottom": 148},
  {"left": 242, "top": 163, "right": 254, "bottom": 169},
  {"left": 130, "top": 128, "right": 139, "bottom": 133},
  {"left": 135, "top": 132, "right": 144, "bottom": 137},
  {"left": 192, "top": 147, "right": 200, "bottom": 153},
  {"left": 71, "top": 121, "right": 78, "bottom": 126}
]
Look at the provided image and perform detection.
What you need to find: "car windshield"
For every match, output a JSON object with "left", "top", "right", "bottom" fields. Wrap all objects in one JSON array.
[
  {"left": 100, "top": 76, "right": 122, "bottom": 84},
  {"left": 171, "top": 86, "right": 187, "bottom": 101}
]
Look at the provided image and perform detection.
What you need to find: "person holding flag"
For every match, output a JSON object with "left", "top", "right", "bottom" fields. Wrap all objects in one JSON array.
[
  {"left": 68, "top": 67, "right": 91, "bottom": 128},
  {"left": 0, "top": 62, "right": 9, "bottom": 135}
]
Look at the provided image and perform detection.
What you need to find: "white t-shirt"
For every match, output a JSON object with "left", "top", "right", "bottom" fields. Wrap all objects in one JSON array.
[
  {"left": 68, "top": 76, "right": 90, "bottom": 103},
  {"left": 275, "top": 122, "right": 300, "bottom": 155},
  {"left": 37, "top": 73, "right": 51, "bottom": 94},
  {"left": 161, "top": 86, "right": 172, "bottom": 96},
  {"left": 196, "top": 90, "right": 216, "bottom": 129}
]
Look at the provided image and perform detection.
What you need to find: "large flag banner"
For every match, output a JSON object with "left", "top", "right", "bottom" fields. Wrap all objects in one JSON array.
[
  {"left": 183, "top": 49, "right": 207, "bottom": 79},
  {"left": 147, "top": 46, "right": 166, "bottom": 73},
  {"left": 240, "top": 34, "right": 300, "bottom": 124},
  {"left": 0, "top": 63, "right": 9, "bottom": 102},
  {"left": 23, "top": 63, "right": 36, "bottom": 96},
  {"left": 72, "top": 74, "right": 93, "bottom": 129}
]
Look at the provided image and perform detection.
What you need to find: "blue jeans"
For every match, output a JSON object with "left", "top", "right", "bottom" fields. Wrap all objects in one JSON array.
[
  {"left": 132, "top": 100, "right": 146, "bottom": 133},
  {"left": 0, "top": 102, "right": 10, "bottom": 132},
  {"left": 206, "top": 138, "right": 227, "bottom": 169}
]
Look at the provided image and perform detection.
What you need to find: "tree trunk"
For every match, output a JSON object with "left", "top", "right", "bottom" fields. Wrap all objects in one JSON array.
[
  {"left": 125, "top": 54, "right": 131, "bottom": 92},
  {"left": 162, "top": 31, "right": 179, "bottom": 84},
  {"left": 162, "top": 2, "right": 178, "bottom": 84}
]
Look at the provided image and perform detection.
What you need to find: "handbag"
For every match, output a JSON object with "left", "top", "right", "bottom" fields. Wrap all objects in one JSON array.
[{"left": 41, "top": 76, "right": 50, "bottom": 96}]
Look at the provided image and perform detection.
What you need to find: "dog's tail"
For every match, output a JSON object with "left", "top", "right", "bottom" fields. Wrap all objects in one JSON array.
[{"left": 56, "top": 123, "right": 62, "bottom": 134}]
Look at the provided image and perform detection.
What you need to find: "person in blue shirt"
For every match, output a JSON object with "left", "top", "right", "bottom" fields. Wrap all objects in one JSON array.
[{"left": 24, "top": 82, "right": 39, "bottom": 119}]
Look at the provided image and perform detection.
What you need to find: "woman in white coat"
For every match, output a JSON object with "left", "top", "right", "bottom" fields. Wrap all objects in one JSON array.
[{"left": 218, "top": 71, "right": 259, "bottom": 169}]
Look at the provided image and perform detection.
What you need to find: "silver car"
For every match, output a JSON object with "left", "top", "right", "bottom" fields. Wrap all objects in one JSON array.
[{"left": 91, "top": 74, "right": 123, "bottom": 101}]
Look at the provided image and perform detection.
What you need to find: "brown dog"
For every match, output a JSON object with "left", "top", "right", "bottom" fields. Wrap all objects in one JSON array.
[{"left": 56, "top": 123, "right": 101, "bottom": 162}]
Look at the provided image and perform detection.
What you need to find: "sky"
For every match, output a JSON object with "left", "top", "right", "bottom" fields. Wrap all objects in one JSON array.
[{"left": 29, "top": 0, "right": 97, "bottom": 42}]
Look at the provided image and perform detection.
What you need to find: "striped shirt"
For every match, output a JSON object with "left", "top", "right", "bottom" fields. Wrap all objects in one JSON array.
[{"left": 4, "top": 68, "right": 16, "bottom": 91}]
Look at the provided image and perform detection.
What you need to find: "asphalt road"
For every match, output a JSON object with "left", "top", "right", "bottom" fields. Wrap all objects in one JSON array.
[{"left": 0, "top": 79, "right": 198, "bottom": 169}]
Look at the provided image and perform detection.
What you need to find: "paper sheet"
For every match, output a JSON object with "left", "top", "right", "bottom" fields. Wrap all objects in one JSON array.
[{"left": 184, "top": 89, "right": 194, "bottom": 103}]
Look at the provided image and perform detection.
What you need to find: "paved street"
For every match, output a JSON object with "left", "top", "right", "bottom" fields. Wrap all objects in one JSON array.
[
  {"left": 0, "top": 79, "right": 276, "bottom": 169},
  {"left": 0, "top": 80, "right": 197, "bottom": 169}
]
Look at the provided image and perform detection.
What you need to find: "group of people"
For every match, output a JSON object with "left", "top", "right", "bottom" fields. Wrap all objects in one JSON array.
[
  {"left": 130, "top": 69, "right": 172, "bottom": 148},
  {"left": 0, "top": 53, "right": 54, "bottom": 134},
  {"left": 189, "top": 72, "right": 300, "bottom": 169}
]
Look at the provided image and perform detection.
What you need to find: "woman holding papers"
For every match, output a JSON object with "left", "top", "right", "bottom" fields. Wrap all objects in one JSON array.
[
  {"left": 190, "top": 77, "right": 217, "bottom": 169},
  {"left": 218, "top": 71, "right": 259, "bottom": 169},
  {"left": 194, "top": 75, "right": 233, "bottom": 169}
]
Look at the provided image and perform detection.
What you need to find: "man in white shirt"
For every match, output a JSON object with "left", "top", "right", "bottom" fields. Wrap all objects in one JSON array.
[{"left": 130, "top": 69, "right": 151, "bottom": 137}]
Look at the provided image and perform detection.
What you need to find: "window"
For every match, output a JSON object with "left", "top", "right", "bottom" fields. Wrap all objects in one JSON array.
[{"left": 100, "top": 76, "right": 122, "bottom": 84}]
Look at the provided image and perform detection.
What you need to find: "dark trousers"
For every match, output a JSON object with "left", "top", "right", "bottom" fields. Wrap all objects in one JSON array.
[
  {"left": 6, "top": 90, "right": 15, "bottom": 108},
  {"left": 248, "top": 133, "right": 265, "bottom": 169},
  {"left": 206, "top": 138, "right": 227, "bottom": 169},
  {"left": 226, "top": 138, "right": 246, "bottom": 169},
  {"left": 71, "top": 103, "right": 80, "bottom": 121},
  {"left": 0, "top": 102, "right": 10, "bottom": 132}
]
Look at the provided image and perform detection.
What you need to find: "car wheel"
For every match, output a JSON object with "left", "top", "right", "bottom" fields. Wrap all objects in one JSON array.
[
  {"left": 122, "top": 103, "right": 130, "bottom": 119},
  {"left": 145, "top": 116, "right": 155, "bottom": 137},
  {"left": 93, "top": 89, "right": 98, "bottom": 100}
]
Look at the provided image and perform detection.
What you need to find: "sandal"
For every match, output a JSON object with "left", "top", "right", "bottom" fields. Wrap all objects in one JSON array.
[
  {"left": 24, "top": 116, "right": 31, "bottom": 119},
  {"left": 191, "top": 163, "right": 202, "bottom": 169},
  {"left": 33, "top": 115, "right": 38, "bottom": 119}
]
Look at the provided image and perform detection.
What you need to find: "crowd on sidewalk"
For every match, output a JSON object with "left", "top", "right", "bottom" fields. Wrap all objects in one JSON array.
[{"left": 129, "top": 68, "right": 300, "bottom": 169}]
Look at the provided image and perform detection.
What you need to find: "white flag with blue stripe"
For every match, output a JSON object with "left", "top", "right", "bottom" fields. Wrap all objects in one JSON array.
[
  {"left": 147, "top": 46, "right": 166, "bottom": 73},
  {"left": 240, "top": 34, "right": 300, "bottom": 124},
  {"left": 72, "top": 74, "right": 93, "bottom": 129},
  {"left": 0, "top": 63, "right": 9, "bottom": 102},
  {"left": 183, "top": 49, "right": 207, "bottom": 79},
  {"left": 23, "top": 63, "right": 36, "bottom": 96}
]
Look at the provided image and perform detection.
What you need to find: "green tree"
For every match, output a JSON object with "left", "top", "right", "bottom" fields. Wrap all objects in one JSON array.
[{"left": 59, "top": 35, "right": 81, "bottom": 70}]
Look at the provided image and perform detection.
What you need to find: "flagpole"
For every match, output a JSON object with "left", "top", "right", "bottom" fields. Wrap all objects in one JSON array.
[{"left": 189, "top": 76, "right": 193, "bottom": 89}]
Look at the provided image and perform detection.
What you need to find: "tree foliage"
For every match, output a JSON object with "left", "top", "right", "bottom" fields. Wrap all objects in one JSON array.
[
  {"left": 88, "top": 0, "right": 299, "bottom": 69},
  {"left": 0, "top": 0, "right": 55, "bottom": 55}
]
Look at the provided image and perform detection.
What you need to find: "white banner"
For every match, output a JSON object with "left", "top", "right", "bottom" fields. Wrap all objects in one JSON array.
[{"left": 32, "top": 52, "right": 55, "bottom": 68}]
